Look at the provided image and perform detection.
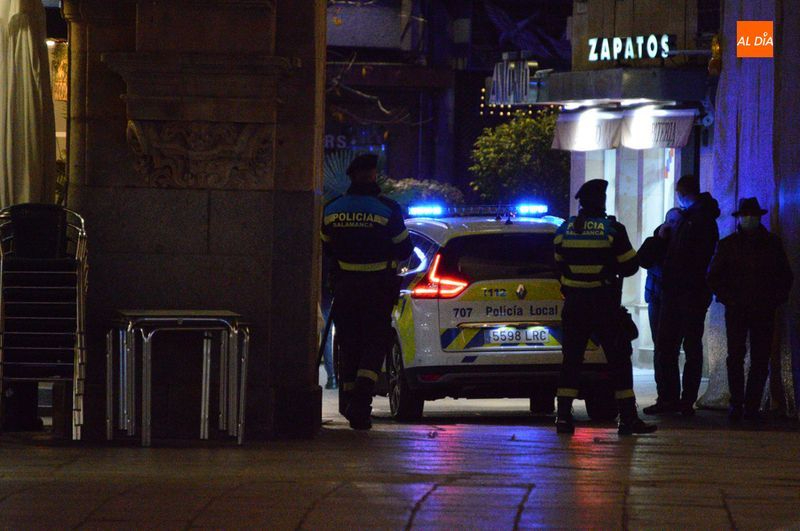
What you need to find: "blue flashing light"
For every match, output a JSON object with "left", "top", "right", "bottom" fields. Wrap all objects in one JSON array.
[
  {"left": 516, "top": 204, "right": 548, "bottom": 216},
  {"left": 408, "top": 205, "right": 444, "bottom": 217}
]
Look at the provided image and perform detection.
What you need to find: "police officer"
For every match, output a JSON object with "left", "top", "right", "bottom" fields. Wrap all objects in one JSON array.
[
  {"left": 553, "top": 179, "right": 656, "bottom": 435},
  {"left": 321, "top": 154, "right": 413, "bottom": 430}
]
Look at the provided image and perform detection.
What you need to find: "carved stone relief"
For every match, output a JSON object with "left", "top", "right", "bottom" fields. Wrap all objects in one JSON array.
[{"left": 127, "top": 120, "right": 274, "bottom": 190}]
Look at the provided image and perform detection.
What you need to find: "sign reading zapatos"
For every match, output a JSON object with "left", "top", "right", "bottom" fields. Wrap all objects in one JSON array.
[{"left": 588, "top": 34, "right": 674, "bottom": 62}]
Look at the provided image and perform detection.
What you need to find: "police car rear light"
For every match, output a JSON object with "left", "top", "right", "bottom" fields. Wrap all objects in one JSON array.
[
  {"left": 411, "top": 254, "right": 468, "bottom": 299},
  {"left": 419, "top": 373, "right": 443, "bottom": 382}
]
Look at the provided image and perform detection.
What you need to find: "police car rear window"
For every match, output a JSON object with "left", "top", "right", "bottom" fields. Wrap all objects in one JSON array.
[{"left": 438, "top": 233, "right": 558, "bottom": 281}]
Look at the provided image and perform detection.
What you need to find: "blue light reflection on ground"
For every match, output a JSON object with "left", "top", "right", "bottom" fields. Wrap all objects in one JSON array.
[{"left": 381, "top": 421, "right": 633, "bottom": 527}]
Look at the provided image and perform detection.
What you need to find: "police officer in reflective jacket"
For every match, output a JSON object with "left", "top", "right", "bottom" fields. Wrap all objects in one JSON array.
[
  {"left": 553, "top": 179, "right": 656, "bottom": 435},
  {"left": 321, "top": 154, "right": 413, "bottom": 430}
]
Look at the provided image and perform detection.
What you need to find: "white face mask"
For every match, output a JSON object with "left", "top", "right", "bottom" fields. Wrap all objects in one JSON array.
[{"left": 739, "top": 216, "right": 761, "bottom": 231}]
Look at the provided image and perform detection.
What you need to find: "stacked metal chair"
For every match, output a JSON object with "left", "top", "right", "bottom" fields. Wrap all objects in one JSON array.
[{"left": 0, "top": 204, "right": 87, "bottom": 439}]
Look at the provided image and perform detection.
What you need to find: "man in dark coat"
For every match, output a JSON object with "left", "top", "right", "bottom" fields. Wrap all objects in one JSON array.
[
  {"left": 707, "top": 197, "right": 793, "bottom": 421},
  {"left": 643, "top": 175, "right": 720, "bottom": 416},
  {"left": 637, "top": 207, "right": 682, "bottom": 402}
]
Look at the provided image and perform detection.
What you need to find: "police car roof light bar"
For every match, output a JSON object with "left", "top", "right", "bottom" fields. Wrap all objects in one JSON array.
[
  {"left": 516, "top": 204, "right": 548, "bottom": 215},
  {"left": 407, "top": 205, "right": 444, "bottom": 217},
  {"left": 407, "top": 204, "right": 549, "bottom": 218}
]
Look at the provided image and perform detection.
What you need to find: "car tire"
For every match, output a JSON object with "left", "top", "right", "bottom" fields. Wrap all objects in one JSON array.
[
  {"left": 585, "top": 387, "right": 618, "bottom": 422},
  {"left": 387, "top": 339, "right": 424, "bottom": 421}
]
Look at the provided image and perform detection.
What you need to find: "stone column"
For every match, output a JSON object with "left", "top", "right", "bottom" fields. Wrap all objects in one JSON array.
[
  {"left": 63, "top": 0, "right": 137, "bottom": 438},
  {"left": 64, "top": 0, "right": 325, "bottom": 440},
  {"left": 269, "top": 0, "right": 325, "bottom": 437}
]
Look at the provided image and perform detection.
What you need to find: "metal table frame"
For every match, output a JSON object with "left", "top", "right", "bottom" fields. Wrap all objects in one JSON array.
[{"left": 105, "top": 311, "right": 249, "bottom": 447}]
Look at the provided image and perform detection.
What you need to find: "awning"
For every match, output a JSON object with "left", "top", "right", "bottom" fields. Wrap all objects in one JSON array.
[
  {"left": 619, "top": 107, "right": 696, "bottom": 149},
  {"left": 552, "top": 105, "right": 698, "bottom": 151},
  {"left": 551, "top": 109, "right": 622, "bottom": 151}
]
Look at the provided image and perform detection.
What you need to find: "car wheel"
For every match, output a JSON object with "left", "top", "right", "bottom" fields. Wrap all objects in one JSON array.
[
  {"left": 387, "top": 339, "right": 424, "bottom": 421},
  {"left": 585, "top": 387, "right": 618, "bottom": 422}
]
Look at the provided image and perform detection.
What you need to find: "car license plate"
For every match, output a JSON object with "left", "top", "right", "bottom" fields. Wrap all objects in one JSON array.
[{"left": 485, "top": 327, "right": 550, "bottom": 345}]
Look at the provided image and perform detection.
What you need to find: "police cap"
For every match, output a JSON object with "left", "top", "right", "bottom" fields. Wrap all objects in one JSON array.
[
  {"left": 346, "top": 153, "right": 379, "bottom": 178},
  {"left": 575, "top": 179, "right": 608, "bottom": 202}
]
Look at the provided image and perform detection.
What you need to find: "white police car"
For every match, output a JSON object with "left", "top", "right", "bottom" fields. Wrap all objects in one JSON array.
[{"left": 381, "top": 204, "right": 615, "bottom": 421}]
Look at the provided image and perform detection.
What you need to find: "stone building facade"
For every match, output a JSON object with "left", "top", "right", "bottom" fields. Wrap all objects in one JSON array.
[
  {"left": 62, "top": 0, "right": 326, "bottom": 439},
  {"left": 703, "top": 0, "right": 799, "bottom": 414}
]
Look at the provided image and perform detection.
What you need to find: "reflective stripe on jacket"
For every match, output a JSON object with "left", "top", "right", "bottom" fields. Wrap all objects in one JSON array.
[
  {"left": 554, "top": 214, "right": 639, "bottom": 290},
  {"left": 321, "top": 182, "right": 413, "bottom": 272}
]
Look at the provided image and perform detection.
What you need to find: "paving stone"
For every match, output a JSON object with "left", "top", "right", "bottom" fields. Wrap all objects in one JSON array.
[
  {"left": 627, "top": 484, "right": 725, "bottom": 506},
  {"left": 412, "top": 512, "right": 518, "bottom": 530},
  {"left": 302, "top": 511, "right": 411, "bottom": 530},
  {"left": 0, "top": 517, "right": 91, "bottom": 530},
  {"left": 518, "top": 504, "right": 623, "bottom": 528},
  {"left": 728, "top": 503, "right": 800, "bottom": 529},
  {"left": 626, "top": 504, "right": 733, "bottom": 528},
  {"left": 90, "top": 494, "right": 211, "bottom": 522},
  {"left": 1, "top": 386, "right": 799, "bottom": 529},
  {"left": 79, "top": 521, "right": 188, "bottom": 531}
]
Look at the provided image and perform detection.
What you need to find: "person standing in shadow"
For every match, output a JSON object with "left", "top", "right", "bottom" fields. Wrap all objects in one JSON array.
[
  {"left": 638, "top": 207, "right": 683, "bottom": 405},
  {"left": 707, "top": 198, "right": 793, "bottom": 422},
  {"left": 643, "top": 175, "right": 720, "bottom": 417}
]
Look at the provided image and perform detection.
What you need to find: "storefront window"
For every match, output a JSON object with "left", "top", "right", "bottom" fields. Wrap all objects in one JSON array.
[
  {"left": 576, "top": 149, "right": 616, "bottom": 214},
  {"left": 641, "top": 148, "right": 672, "bottom": 244},
  {"left": 663, "top": 148, "right": 676, "bottom": 213},
  {"left": 603, "top": 149, "right": 616, "bottom": 215},
  {"left": 636, "top": 147, "right": 677, "bottom": 357}
]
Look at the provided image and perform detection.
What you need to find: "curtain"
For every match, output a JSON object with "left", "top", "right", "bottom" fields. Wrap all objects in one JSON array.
[{"left": 0, "top": 0, "right": 56, "bottom": 207}]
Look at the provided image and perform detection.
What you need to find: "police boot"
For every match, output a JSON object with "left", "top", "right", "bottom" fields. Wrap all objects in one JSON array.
[
  {"left": 344, "top": 378, "right": 374, "bottom": 430},
  {"left": 617, "top": 397, "right": 657, "bottom": 435},
  {"left": 555, "top": 397, "right": 575, "bottom": 435},
  {"left": 344, "top": 396, "right": 372, "bottom": 430}
]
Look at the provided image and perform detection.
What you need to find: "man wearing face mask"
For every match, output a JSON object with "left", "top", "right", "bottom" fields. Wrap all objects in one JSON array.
[
  {"left": 643, "top": 175, "right": 720, "bottom": 417},
  {"left": 707, "top": 198, "right": 793, "bottom": 422}
]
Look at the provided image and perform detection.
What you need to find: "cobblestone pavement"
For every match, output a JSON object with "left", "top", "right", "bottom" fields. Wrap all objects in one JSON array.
[{"left": 1, "top": 371, "right": 798, "bottom": 529}]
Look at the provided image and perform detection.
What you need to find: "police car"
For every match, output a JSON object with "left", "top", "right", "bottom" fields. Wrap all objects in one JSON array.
[{"left": 379, "top": 204, "right": 616, "bottom": 421}]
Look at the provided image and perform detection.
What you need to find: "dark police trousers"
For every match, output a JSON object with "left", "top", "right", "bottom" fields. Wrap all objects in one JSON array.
[
  {"left": 558, "top": 289, "right": 634, "bottom": 399},
  {"left": 655, "top": 297, "right": 707, "bottom": 405},
  {"left": 333, "top": 271, "right": 398, "bottom": 406},
  {"left": 725, "top": 306, "right": 775, "bottom": 411}
]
